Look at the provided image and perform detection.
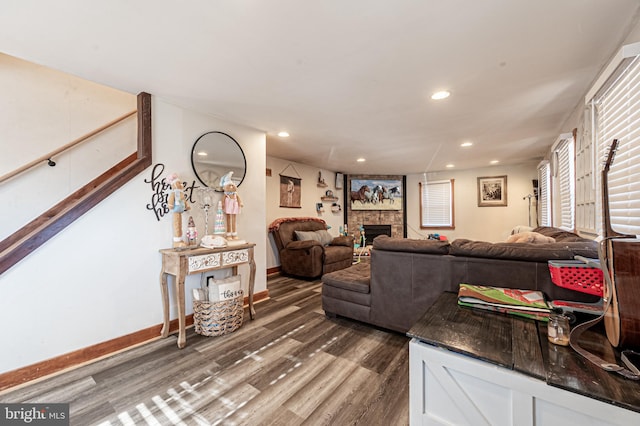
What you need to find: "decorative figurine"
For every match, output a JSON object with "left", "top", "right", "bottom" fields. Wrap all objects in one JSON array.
[
  {"left": 167, "top": 173, "right": 190, "bottom": 248},
  {"left": 186, "top": 216, "right": 197, "bottom": 246},
  {"left": 220, "top": 171, "right": 243, "bottom": 239},
  {"left": 199, "top": 188, "right": 213, "bottom": 236}
]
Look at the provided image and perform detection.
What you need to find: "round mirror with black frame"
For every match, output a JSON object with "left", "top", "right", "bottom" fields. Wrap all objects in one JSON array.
[{"left": 191, "top": 131, "right": 246, "bottom": 191}]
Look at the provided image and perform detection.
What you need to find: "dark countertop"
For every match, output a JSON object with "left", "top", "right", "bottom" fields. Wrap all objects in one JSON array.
[{"left": 407, "top": 292, "right": 640, "bottom": 413}]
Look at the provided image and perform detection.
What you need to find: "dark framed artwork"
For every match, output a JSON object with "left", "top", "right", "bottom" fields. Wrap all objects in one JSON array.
[
  {"left": 280, "top": 175, "right": 301, "bottom": 208},
  {"left": 477, "top": 175, "right": 507, "bottom": 207},
  {"left": 350, "top": 178, "right": 403, "bottom": 210}
]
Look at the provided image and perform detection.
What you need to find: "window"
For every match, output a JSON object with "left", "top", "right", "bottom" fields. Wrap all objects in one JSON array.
[
  {"left": 552, "top": 137, "right": 575, "bottom": 230},
  {"left": 537, "top": 161, "right": 551, "bottom": 226},
  {"left": 420, "top": 179, "right": 454, "bottom": 228},
  {"left": 592, "top": 53, "right": 640, "bottom": 236}
]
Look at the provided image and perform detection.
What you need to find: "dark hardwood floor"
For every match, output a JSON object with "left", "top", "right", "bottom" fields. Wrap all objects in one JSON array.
[{"left": 0, "top": 275, "right": 410, "bottom": 425}]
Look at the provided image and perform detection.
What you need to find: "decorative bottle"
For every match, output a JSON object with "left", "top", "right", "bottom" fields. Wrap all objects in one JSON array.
[
  {"left": 186, "top": 216, "right": 198, "bottom": 246},
  {"left": 214, "top": 201, "right": 226, "bottom": 235}
]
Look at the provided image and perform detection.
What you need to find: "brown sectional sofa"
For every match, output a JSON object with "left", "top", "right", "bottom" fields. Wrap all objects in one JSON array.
[{"left": 322, "top": 227, "right": 601, "bottom": 333}]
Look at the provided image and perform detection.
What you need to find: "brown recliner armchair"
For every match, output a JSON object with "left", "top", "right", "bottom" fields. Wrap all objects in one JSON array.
[{"left": 269, "top": 217, "right": 354, "bottom": 278}]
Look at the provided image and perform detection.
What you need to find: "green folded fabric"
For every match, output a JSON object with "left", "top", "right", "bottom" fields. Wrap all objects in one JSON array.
[{"left": 457, "top": 283, "right": 550, "bottom": 321}]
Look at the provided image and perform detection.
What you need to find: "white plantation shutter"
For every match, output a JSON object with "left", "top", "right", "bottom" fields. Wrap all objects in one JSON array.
[
  {"left": 420, "top": 180, "right": 454, "bottom": 228},
  {"left": 594, "top": 54, "right": 640, "bottom": 236},
  {"left": 575, "top": 104, "right": 596, "bottom": 233},
  {"left": 554, "top": 138, "right": 575, "bottom": 230},
  {"left": 538, "top": 162, "right": 551, "bottom": 226}
]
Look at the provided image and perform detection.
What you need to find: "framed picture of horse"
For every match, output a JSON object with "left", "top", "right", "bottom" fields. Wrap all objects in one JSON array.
[
  {"left": 477, "top": 175, "right": 507, "bottom": 207},
  {"left": 350, "top": 178, "right": 403, "bottom": 210}
]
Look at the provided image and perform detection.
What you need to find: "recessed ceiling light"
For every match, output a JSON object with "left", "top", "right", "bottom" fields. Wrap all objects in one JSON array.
[
  {"left": 357, "top": 158, "right": 366, "bottom": 163},
  {"left": 490, "top": 160, "right": 500, "bottom": 164},
  {"left": 460, "top": 142, "right": 473, "bottom": 147},
  {"left": 445, "top": 164, "right": 455, "bottom": 168},
  {"left": 431, "top": 90, "right": 450, "bottom": 100},
  {"left": 278, "top": 131, "right": 290, "bottom": 137}
]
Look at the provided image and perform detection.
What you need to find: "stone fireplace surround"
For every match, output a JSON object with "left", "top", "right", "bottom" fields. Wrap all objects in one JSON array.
[{"left": 344, "top": 174, "right": 407, "bottom": 241}]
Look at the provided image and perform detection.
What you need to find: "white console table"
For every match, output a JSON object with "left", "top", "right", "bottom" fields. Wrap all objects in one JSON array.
[{"left": 408, "top": 293, "right": 640, "bottom": 425}]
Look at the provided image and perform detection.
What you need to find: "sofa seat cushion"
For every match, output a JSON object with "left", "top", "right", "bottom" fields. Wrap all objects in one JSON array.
[
  {"left": 372, "top": 235, "right": 450, "bottom": 254},
  {"left": 322, "top": 262, "right": 371, "bottom": 293},
  {"left": 450, "top": 239, "right": 598, "bottom": 262}
]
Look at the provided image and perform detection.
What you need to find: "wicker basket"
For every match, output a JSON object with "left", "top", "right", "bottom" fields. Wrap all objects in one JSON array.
[{"left": 193, "top": 295, "right": 244, "bottom": 337}]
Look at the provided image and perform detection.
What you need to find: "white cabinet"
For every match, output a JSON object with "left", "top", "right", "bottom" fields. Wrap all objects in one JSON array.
[{"left": 409, "top": 338, "right": 640, "bottom": 426}]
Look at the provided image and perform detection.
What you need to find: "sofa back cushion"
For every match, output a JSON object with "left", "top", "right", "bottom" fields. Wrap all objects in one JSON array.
[
  {"left": 533, "top": 226, "right": 592, "bottom": 243},
  {"left": 450, "top": 239, "right": 598, "bottom": 261},
  {"left": 372, "top": 235, "right": 450, "bottom": 254},
  {"left": 295, "top": 229, "right": 334, "bottom": 246}
]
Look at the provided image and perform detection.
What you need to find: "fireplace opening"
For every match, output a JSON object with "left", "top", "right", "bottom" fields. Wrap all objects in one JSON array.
[{"left": 362, "top": 224, "right": 392, "bottom": 246}]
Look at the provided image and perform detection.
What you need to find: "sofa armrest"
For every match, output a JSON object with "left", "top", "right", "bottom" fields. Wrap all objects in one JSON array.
[{"left": 330, "top": 235, "right": 354, "bottom": 247}]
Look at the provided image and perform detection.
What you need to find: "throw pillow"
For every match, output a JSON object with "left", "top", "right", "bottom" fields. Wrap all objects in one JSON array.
[
  {"left": 509, "top": 225, "right": 534, "bottom": 235},
  {"left": 506, "top": 231, "right": 555, "bottom": 244},
  {"left": 295, "top": 229, "right": 334, "bottom": 246}
]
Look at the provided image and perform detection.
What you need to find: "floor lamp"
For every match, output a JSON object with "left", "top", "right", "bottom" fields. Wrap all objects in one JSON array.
[{"left": 523, "top": 194, "right": 535, "bottom": 227}]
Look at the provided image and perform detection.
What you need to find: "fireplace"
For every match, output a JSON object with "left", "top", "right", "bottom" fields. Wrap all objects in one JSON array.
[{"left": 362, "top": 224, "right": 392, "bottom": 245}]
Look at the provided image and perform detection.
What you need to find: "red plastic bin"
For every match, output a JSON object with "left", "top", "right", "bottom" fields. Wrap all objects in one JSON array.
[{"left": 548, "top": 260, "right": 604, "bottom": 297}]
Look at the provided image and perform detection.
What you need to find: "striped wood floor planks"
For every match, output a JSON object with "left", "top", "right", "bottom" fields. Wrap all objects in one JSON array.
[{"left": 0, "top": 274, "right": 410, "bottom": 425}]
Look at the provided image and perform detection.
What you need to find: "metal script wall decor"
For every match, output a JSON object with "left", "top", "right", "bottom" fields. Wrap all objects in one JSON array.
[{"left": 145, "top": 163, "right": 199, "bottom": 221}]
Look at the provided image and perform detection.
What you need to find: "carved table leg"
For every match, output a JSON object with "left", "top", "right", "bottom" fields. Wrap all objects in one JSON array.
[
  {"left": 160, "top": 271, "right": 170, "bottom": 338},
  {"left": 177, "top": 274, "right": 186, "bottom": 349},
  {"left": 249, "top": 250, "right": 256, "bottom": 320}
]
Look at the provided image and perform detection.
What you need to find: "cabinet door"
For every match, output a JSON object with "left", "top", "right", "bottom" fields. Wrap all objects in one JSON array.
[{"left": 409, "top": 339, "right": 639, "bottom": 425}]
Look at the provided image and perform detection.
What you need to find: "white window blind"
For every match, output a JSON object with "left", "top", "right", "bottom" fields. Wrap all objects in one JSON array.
[
  {"left": 538, "top": 161, "right": 551, "bottom": 226},
  {"left": 554, "top": 138, "right": 575, "bottom": 230},
  {"left": 594, "top": 54, "right": 640, "bottom": 236},
  {"left": 420, "top": 180, "right": 454, "bottom": 228}
]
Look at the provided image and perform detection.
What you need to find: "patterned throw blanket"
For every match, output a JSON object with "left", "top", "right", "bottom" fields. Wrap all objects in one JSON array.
[
  {"left": 268, "top": 216, "right": 326, "bottom": 232},
  {"left": 457, "top": 283, "right": 550, "bottom": 321}
]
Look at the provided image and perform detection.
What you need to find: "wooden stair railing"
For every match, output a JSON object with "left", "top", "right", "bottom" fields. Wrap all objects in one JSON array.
[
  {"left": 0, "top": 110, "right": 137, "bottom": 184},
  {"left": 0, "top": 92, "right": 152, "bottom": 275}
]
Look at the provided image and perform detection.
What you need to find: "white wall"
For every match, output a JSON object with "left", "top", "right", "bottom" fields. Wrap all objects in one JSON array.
[
  {"left": 0, "top": 96, "right": 266, "bottom": 375},
  {"left": 406, "top": 163, "right": 539, "bottom": 243},
  {"left": 265, "top": 156, "right": 345, "bottom": 269},
  {"left": 0, "top": 53, "right": 138, "bottom": 241}
]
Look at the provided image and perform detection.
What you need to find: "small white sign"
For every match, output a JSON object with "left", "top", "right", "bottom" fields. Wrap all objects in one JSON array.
[
  {"left": 207, "top": 275, "right": 243, "bottom": 301},
  {"left": 215, "top": 282, "right": 244, "bottom": 301}
]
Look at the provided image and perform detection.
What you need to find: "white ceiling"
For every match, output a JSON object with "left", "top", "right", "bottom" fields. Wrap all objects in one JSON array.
[{"left": 2, "top": 1, "right": 640, "bottom": 174}]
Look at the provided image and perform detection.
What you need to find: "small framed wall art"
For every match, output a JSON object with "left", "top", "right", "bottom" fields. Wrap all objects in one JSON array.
[
  {"left": 280, "top": 175, "right": 301, "bottom": 208},
  {"left": 477, "top": 175, "right": 507, "bottom": 207}
]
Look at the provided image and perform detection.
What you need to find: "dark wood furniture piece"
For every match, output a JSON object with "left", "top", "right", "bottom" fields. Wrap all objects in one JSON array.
[
  {"left": 407, "top": 292, "right": 640, "bottom": 425},
  {"left": 159, "top": 243, "right": 256, "bottom": 348}
]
